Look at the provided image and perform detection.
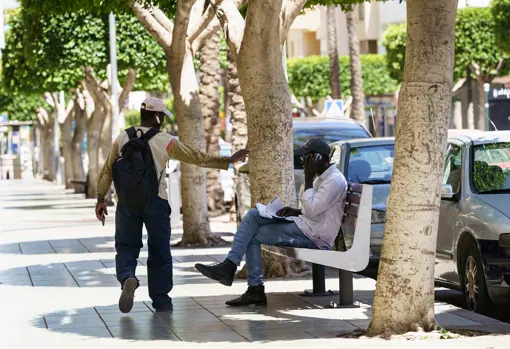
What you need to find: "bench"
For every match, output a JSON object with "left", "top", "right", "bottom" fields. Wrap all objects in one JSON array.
[
  {"left": 269, "top": 182, "right": 372, "bottom": 307},
  {"left": 70, "top": 174, "right": 89, "bottom": 194}
]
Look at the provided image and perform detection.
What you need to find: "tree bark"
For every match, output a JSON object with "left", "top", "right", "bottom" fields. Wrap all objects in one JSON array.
[
  {"left": 368, "top": 0, "right": 458, "bottom": 336},
  {"left": 60, "top": 108, "right": 74, "bottom": 189},
  {"left": 235, "top": 0, "right": 309, "bottom": 278},
  {"left": 200, "top": 29, "right": 225, "bottom": 217},
  {"left": 37, "top": 107, "right": 56, "bottom": 182},
  {"left": 71, "top": 88, "right": 87, "bottom": 193},
  {"left": 475, "top": 76, "right": 486, "bottom": 130},
  {"left": 327, "top": 5, "right": 341, "bottom": 99},
  {"left": 227, "top": 49, "right": 248, "bottom": 222},
  {"left": 346, "top": 7, "right": 365, "bottom": 123}
]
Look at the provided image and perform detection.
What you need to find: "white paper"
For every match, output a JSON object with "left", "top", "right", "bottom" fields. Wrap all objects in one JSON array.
[{"left": 256, "top": 197, "right": 294, "bottom": 221}]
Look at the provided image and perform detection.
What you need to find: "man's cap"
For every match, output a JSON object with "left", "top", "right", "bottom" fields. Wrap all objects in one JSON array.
[
  {"left": 141, "top": 97, "right": 173, "bottom": 117},
  {"left": 294, "top": 138, "right": 330, "bottom": 157}
]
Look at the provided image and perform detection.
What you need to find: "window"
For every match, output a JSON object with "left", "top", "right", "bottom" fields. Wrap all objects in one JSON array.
[
  {"left": 442, "top": 144, "right": 462, "bottom": 193},
  {"left": 346, "top": 145, "right": 394, "bottom": 183},
  {"left": 472, "top": 142, "right": 510, "bottom": 194}
]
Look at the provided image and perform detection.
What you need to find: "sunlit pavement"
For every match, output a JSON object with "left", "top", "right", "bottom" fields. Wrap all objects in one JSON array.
[{"left": 2, "top": 178, "right": 510, "bottom": 349}]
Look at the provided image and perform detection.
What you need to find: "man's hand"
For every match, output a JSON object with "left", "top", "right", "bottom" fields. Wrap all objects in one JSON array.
[
  {"left": 230, "top": 149, "right": 249, "bottom": 163},
  {"left": 304, "top": 153, "right": 320, "bottom": 180},
  {"left": 276, "top": 207, "right": 301, "bottom": 217},
  {"left": 95, "top": 201, "right": 108, "bottom": 222}
]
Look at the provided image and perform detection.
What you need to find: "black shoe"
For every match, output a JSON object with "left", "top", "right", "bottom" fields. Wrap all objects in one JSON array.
[
  {"left": 195, "top": 259, "right": 237, "bottom": 286},
  {"left": 119, "top": 277, "right": 138, "bottom": 313},
  {"left": 225, "top": 285, "right": 267, "bottom": 306},
  {"left": 155, "top": 304, "right": 173, "bottom": 313}
]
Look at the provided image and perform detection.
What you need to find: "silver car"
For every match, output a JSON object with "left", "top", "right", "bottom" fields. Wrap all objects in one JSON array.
[
  {"left": 328, "top": 138, "right": 395, "bottom": 260},
  {"left": 234, "top": 117, "right": 372, "bottom": 223},
  {"left": 435, "top": 130, "right": 510, "bottom": 311}
]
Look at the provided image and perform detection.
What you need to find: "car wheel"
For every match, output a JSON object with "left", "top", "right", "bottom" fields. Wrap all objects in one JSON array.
[{"left": 461, "top": 241, "right": 491, "bottom": 312}]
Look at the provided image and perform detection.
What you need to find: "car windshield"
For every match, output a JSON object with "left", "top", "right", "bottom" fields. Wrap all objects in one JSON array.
[
  {"left": 346, "top": 145, "right": 394, "bottom": 184},
  {"left": 293, "top": 123, "right": 371, "bottom": 169},
  {"left": 472, "top": 142, "right": 510, "bottom": 194}
]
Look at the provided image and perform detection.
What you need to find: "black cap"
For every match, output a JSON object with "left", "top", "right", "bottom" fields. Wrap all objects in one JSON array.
[{"left": 294, "top": 138, "right": 330, "bottom": 157}]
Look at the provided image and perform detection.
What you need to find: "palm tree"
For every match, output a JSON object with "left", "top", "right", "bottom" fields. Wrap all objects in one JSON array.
[
  {"left": 346, "top": 6, "right": 365, "bottom": 123},
  {"left": 327, "top": 5, "right": 341, "bottom": 99}
]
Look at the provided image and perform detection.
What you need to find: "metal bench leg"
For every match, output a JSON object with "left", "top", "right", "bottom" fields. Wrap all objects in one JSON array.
[
  {"left": 299, "top": 264, "right": 338, "bottom": 297},
  {"left": 339, "top": 269, "right": 354, "bottom": 306}
]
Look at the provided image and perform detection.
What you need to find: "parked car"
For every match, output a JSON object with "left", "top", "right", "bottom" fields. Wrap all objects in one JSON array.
[
  {"left": 328, "top": 138, "right": 395, "bottom": 261},
  {"left": 339, "top": 130, "right": 510, "bottom": 312},
  {"left": 234, "top": 117, "right": 372, "bottom": 223}
]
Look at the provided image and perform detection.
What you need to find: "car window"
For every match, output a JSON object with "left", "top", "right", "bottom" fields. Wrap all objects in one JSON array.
[
  {"left": 346, "top": 145, "right": 394, "bottom": 183},
  {"left": 293, "top": 124, "right": 370, "bottom": 169},
  {"left": 330, "top": 145, "right": 342, "bottom": 167},
  {"left": 442, "top": 144, "right": 462, "bottom": 194},
  {"left": 472, "top": 142, "right": 510, "bottom": 194}
]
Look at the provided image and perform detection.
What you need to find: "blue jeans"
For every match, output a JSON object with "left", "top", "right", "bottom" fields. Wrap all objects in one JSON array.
[
  {"left": 227, "top": 208, "right": 318, "bottom": 286},
  {"left": 115, "top": 196, "right": 173, "bottom": 310}
]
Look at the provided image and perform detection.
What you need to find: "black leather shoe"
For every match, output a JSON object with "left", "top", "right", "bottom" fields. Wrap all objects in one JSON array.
[
  {"left": 195, "top": 259, "right": 237, "bottom": 286},
  {"left": 225, "top": 285, "right": 267, "bottom": 306}
]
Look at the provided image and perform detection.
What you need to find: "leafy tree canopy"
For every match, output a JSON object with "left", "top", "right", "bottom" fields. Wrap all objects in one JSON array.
[
  {"left": 2, "top": 9, "right": 168, "bottom": 96},
  {"left": 491, "top": 0, "right": 510, "bottom": 55},
  {"left": 382, "top": 6, "right": 509, "bottom": 83}
]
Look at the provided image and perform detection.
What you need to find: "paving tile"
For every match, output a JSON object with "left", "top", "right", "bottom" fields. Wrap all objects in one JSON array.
[
  {"left": 108, "top": 323, "right": 180, "bottom": 341},
  {"left": 29, "top": 273, "right": 74, "bottom": 281},
  {"left": 0, "top": 267, "right": 28, "bottom": 276},
  {"left": 170, "top": 321, "right": 233, "bottom": 334},
  {"left": 32, "top": 317, "right": 47, "bottom": 329},
  {"left": 344, "top": 319, "right": 370, "bottom": 329},
  {"left": 45, "top": 314, "right": 104, "bottom": 329},
  {"left": 32, "top": 279, "right": 79, "bottom": 287},
  {"left": 50, "top": 325, "right": 112, "bottom": 338},
  {"left": 436, "top": 312, "right": 479, "bottom": 327},
  {"left": 240, "top": 329, "right": 317, "bottom": 343},
  {"left": 44, "top": 308, "right": 98, "bottom": 317},
  {"left": 177, "top": 330, "right": 249, "bottom": 343},
  {"left": 100, "top": 311, "right": 162, "bottom": 327},
  {"left": 96, "top": 302, "right": 151, "bottom": 315}
]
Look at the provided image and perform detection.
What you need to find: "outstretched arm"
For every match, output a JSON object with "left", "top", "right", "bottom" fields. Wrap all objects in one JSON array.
[
  {"left": 167, "top": 138, "right": 248, "bottom": 169},
  {"left": 97, "top": 140, "right": 120, "bottom": 202}
]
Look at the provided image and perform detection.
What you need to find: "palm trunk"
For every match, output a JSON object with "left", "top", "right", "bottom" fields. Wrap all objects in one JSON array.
[
  {"left": 368, "top": 0, "right": 458, "bottom": 336},
  {"left": 71, "top": 89, "right": 87, "bottom": 193},
  {"left": 200, "top": 29, "right": 225, "bottom": 217},
  {"left": 236, "top": 0, "right": 309, "bottom": 278},
  {"left": 43, "top": 114, "right": 56, "bottom": 182},
  {"left": 346, "top": 8, "right": 365, "bottom": 123},
  {"left": 227, "top": 49, "right": 248, "bottom": 222},
  {"left": 86, "top": 108, "right": 103, "bottom": 198},
  {"left": 327, "top": 5, "right": 341, "bottom": 99}
]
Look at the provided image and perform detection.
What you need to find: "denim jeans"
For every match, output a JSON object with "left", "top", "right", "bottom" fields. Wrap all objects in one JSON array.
[
  {"left": 227, "top": 208, "right": 318, "bottom": 286},
  {"left": 115, "top": 196, "right": 173, "bottom": 310}
]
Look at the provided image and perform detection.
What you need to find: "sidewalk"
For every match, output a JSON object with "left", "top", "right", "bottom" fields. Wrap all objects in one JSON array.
[{"left": 1, "top": 178, "right": 510, "bottom": 349}]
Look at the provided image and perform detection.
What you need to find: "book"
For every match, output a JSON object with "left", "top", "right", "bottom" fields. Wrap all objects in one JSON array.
[{"left": 256, "top": 197, "right": 294, "bottom": 221}]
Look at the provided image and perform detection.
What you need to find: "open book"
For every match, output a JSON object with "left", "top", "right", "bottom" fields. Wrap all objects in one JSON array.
[{"left": 256, "top": 197, "right": 294, "bottom": 221}]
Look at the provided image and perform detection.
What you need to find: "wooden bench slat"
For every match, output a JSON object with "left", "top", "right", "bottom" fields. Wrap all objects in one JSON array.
[
  {"left": 348, "top": 183, "right": 363, "bottom": 193},
  {"left": 342, "top": 215, "right": 357, "bottom": 229},
  {"left": 344, "top": 204, "right": 359, "bottom": 218},
  {"left": 346, "top": 193, "right": 361, "bottom": 205}
]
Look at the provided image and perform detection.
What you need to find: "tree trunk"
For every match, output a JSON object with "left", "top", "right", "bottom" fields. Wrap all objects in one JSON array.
[
  {"left": 200, "top": 29, "right": 225, "bottom": 217},
  {"left": 346, "top": 8, "right": 365, "bottom": 123},
  {"left": 236, "top": 0, "right": 309, "bottom": 278},
  {"left": 71, "top": 89, "right": 87, "bottom": 193},
  {"left": 327, "top": 5, "right": 341, "bottom": 99},
  {"left": 368, "top": 0, "right": 458, "bottom": 336},
  {"left": 475, "top": 76, "right": 487, "bottom": 130},
  {"left": 167, "top": 49, "right": 227, "bottom": 247},
  {"left": 42, "top": 113, "right": 57, "bottom": 182},
  {"left": 86, "top": 108, "right": 103, "bottom": 198},
  {"left": 227, "top": 49, "right": 248, "bottom": 222},
  {"left": 60, "top": 113, "right": 74, "bottom": 189}
]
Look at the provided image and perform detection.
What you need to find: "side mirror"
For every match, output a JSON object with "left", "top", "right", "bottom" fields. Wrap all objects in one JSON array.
[{"left": 441, "top": 184, "right": 454, "bottom": 199}]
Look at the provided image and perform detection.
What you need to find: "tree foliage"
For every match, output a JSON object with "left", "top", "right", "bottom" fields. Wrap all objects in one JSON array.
[
  {"left": 287, "top": 54, "right": 398, "bottom": 102},
  {"left": 491, "top": 0, "right": 510, "bottom": 55},
  {"left": 2, "top": 9, "right": 168, "bottom": 96},
  {"left": 382, "top": 7, "right": 509, "bottom": 83}
]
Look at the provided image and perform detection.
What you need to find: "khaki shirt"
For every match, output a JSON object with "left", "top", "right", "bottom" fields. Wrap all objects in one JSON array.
[{"left": 97, "top": 127, "right": 231, "bottom": 200}]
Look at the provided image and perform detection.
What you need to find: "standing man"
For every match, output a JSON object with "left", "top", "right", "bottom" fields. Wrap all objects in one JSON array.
[
  {"left": 195, "top": 139, "right": 347, "bottom": 306},
  {"left": 95, "top": 97, "right": 248, "bottom": 313}
]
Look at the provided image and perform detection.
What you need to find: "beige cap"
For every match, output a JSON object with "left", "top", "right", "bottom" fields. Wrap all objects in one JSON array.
[{"left": 141, "top": 97, "right": 172, "bottom": 116}]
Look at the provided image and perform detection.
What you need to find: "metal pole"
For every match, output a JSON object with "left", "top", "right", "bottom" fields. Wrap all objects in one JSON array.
[
  {"left": 339, "top": 269, "right": 354, "bottom": 306},
  {"left": 484, "top": 83, "right": 490, "bottom": 131},
  {"left": 109, "top": 12, "right": 120, "bottom": 141},
  {"left": 311, "top": 264, "right": 326, "bottom": 294}
]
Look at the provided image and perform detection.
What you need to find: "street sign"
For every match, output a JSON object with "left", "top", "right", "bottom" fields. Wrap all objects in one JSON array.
[
  {"left": 324, "top": 99, "right": 345, "bottom": 118},
  {"left": 0, "top": 114, "right": 7, "bottom": 123}
]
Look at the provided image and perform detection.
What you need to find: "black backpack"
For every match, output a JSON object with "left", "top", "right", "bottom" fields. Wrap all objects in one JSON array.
[{"left": 112, "top": 127, "right": 162, "bottom": 209}]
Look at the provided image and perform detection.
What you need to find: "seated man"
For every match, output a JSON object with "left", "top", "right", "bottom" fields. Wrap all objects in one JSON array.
[{"left": 195, "top": 139, "right": 348, "bottom": 306}]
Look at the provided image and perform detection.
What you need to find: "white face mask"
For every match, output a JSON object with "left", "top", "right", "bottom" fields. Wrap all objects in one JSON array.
[{"left": 155, "top": 114, "right": 161, "bottom": 124}]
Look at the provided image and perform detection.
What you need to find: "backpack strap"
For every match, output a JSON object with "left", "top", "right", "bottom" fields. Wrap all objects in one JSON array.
[
  {"left": 142, "top": 128, "right": 161, "bottom": 142},
  {"left": 126, "top": 127, "right": 138, "bottom": 139}
]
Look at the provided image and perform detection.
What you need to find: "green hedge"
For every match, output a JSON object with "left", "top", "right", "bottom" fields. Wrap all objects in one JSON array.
[{"left": 287, "top": 55, "right": 398, "bottom": 102}]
